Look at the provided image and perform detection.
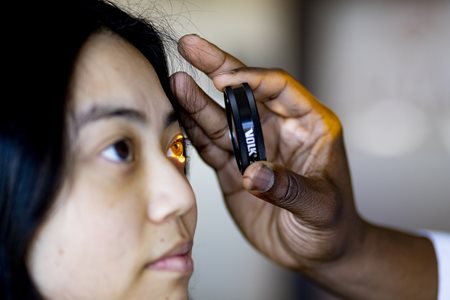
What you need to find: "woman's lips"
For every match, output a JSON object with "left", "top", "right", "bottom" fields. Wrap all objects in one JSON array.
[
  {"left": 146, "top": 253, "right": 193, "bottom": 272},
  {"left": 146, "top": 241, "right": 193, "bottom": 273}
]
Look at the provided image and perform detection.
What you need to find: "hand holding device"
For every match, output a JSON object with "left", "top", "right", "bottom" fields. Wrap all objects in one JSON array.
[{"left": 170, "top": 34, "right": 360, "bottom": 273}]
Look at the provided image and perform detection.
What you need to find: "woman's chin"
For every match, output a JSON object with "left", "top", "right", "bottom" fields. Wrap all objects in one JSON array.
[{"left": 129, "top": 275, "right": 191, "bottom": 300}]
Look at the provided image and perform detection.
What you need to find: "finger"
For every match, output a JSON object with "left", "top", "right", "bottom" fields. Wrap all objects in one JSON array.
[
  {"left": 179, "top": 109, "right": 232, "bottom": 171},
  {"left": 177, "top": 34, "right": 245, "bottom": 78},
  {"left": 170, "top": 71, "right": 232, "bottom": 151},
  {"left": 242, "top": 162, "right": 340, "bottom": 228},
  {"left": 213, "top": 67, "right": 319, "bottom": 118}
]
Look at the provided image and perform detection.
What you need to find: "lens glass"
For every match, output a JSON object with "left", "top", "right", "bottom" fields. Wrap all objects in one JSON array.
[{"left": 229, "top": 115, "right": 239, "bottom": 151}]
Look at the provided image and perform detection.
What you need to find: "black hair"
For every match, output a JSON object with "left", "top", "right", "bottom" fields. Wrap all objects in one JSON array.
[{"left": 0, "top": 0, "right": 176, "bottom": 298}]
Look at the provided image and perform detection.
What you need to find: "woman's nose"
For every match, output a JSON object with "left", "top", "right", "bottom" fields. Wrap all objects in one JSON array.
[{"left": 144, "top": 155, "right": 195, "bottom": 223}]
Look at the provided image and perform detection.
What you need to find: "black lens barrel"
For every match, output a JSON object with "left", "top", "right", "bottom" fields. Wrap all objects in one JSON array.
[{"left": 224, "top": 83, "right": 266, "bottom": 173}]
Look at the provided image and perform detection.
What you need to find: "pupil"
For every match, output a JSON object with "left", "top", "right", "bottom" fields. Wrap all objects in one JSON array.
[
  {"left": 115, "top": 141, "right": 129, "bottom": 159},
  {"left": 174, "top": 142, "right": 183, "bottom": 155}
]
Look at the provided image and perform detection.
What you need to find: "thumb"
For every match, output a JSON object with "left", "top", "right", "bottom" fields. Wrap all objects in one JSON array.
[{"left": 242, "top": 162, "right": 340, "bottom": 227}]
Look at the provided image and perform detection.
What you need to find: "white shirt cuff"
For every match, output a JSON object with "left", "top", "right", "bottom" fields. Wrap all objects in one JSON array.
[{"left": 421, "top": 230, "right": 450, "bottom": 300}]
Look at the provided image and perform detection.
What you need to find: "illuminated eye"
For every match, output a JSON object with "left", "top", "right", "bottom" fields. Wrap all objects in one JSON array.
[
  {"left": 101, "top": 140, "right": 134, "bottom": 163},
  {"left": 167, "top": 135, "right": 186, "bottom": 163}
]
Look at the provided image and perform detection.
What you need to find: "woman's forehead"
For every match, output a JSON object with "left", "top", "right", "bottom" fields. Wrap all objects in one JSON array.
[{"left": 69, "top": 31, "right": 173, "bottom": 131}]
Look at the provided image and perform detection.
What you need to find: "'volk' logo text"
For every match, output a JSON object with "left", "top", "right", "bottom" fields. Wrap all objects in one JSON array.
[{"left": 245, "top": 128, "right": 257, "bottom": 157}]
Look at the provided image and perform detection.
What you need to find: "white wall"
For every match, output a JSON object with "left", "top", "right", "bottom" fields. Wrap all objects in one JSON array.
[{"left": 304, "top": 0, "right": 450, "bottom": 233}]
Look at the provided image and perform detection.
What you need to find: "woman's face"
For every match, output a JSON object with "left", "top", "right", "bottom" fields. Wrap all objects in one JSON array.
[{"left": 27, "top": 31, "right": 197, "bottom": 300}]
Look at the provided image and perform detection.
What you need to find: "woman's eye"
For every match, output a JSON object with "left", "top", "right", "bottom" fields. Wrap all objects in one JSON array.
[
  {"left": 101, "top": 139, "right": 134, "bottom": 163},
  {"left": 167, "top": 135, "right": 186, "bottom": 163}
]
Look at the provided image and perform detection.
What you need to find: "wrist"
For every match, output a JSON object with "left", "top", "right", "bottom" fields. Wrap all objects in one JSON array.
[
  {"left": 292, "top": 214, "right": 367, "bottom": 269},
  {"left": 299, "top": 216, "right": 373, "bottom": 289},
  {"left": 301, "top": 220, "right": 438, "bottom": 300}
]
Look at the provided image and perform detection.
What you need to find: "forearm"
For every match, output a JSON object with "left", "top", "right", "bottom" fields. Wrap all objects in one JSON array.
[{"left": 305, "top": 221, "right": 438, "bottom": 300}]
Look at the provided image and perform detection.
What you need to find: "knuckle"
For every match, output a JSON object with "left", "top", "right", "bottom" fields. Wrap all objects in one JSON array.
[
  {"left": 278, "top": 172, "right": 303, "bottom": 210},
  {"left": 318, "top": 105, "right": 343, "bottom": 138},
  {"left": 179, "top": 113, "right": 195, "bottom": 131},
  {"left": 209, "top": 125, "right": 228, "bottom": 142},
  {"left": 270, "top": 68, "right": 290, "bottom": 78},
  {"left": 175, "top": 71, "right": 192, "bottom": 81},
  {"left": 189, "top": 91, "right": 207, "bottom": 116},
  {"left": 328, "top": 111, "right": 343, "bottom": 137},
  {"left": 197, "top": 139, "right": 214, "bottom": 158}
]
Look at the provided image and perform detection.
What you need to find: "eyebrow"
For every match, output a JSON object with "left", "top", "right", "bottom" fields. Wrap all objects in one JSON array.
[{"left": 74, "top": 105, "right": 178, "bottom": 131}]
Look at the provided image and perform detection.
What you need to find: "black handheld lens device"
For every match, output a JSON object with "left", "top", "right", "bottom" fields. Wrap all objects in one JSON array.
[{"left": 224, "top": 83, "right": 266, "bottom": 174}]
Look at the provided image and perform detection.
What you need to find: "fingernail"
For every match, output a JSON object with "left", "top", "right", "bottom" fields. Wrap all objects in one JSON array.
[
  {"left": 244, "top": 163, "right": 274, "bottom": 192},
  {"left": 186, "top": 33, "right": 201, "bottom": 40},
  {"left": 178, "top": 34, "right": 200, "bottom": 45}
]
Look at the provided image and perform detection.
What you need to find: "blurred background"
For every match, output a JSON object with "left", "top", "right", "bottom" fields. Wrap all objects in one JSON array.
[{"left": 117, "top": 0, "right": 450, "bottom": 299}]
